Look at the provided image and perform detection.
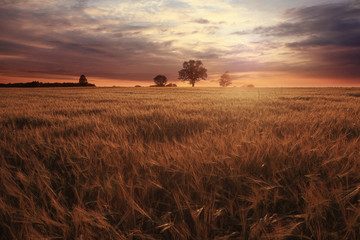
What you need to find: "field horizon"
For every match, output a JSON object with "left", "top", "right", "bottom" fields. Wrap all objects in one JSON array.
[{"left": 1, "top": 87, "right": 359, "bottom": 239}]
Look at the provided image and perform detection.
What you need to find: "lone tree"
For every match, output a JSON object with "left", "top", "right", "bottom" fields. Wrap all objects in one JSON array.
[
  {"left": 153, "top": 74, "right": 168, "bottom": 87},
  {"left": 79, "top": 74, "right": 88, "bottom": 86},
  {"left": 219, "top": 71, "right": 232, "bottom": 87},
  {"left": 178, "top": 60, "right": 207, "bottom": 87}
]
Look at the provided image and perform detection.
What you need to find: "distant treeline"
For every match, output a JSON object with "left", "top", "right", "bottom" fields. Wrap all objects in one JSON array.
[{"left": 0, "top": 81, "right": 95, "bottom": 88}]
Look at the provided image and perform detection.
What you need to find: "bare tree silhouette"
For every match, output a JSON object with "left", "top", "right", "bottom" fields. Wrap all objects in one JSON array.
[
  {"left": 153, "top": 75, "right": 168, "bottom": 87},
  {"left": 219, "top": 71, "right": 232, "bottom": 87},
  {"left": 178, "top": 60, "right": 207, "bottom": 87}
]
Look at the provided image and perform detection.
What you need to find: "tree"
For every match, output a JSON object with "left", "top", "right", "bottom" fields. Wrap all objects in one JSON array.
[
  {"left": 153, "top": 74, "right": 168, "bottom": 87},
  {"left": 79, "top": 74, "right": 88, "bottom": 86},
  {"left": 219, "top": 71, "right": 232, "bottom": 87},
  {"left": 178, "top": 60, "right": 207, "bottom": 87}
]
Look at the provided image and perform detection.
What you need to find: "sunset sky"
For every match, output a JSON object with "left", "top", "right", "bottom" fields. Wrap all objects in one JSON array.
[{"left": 0, "top": 0, "right": 359, "bottom": 87}]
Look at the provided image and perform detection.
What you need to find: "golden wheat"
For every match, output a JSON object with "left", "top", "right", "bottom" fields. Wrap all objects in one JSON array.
[{"left": 0, "top": 87, "right": 359, "bottom": 239}]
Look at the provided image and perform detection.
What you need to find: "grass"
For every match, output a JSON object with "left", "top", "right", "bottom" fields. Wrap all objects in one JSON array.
[{"left": 0, "top": 87, "right": 359, "bottom": 239}]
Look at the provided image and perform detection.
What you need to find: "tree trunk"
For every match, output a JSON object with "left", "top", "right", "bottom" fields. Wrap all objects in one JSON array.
[{"left": 192, "top": 83, "right": 194, "bottom": 87}]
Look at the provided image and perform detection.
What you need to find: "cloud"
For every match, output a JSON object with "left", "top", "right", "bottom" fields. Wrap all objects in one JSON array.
[
  {"left": 254, "top": 3, "right": 360, "bottom": 37},
  {"left": 0, "top": 0, "right": 269, "bottom": 85},
  {"left": 193, "top": 18, "right": 210, "bottom": 24},
  {"left": 76, "top": 0, "right": 88, "bottom": 8},
  {"left": 163, "top": 0, "right": 190, "bottom": 9},
  {"left": 1, "top": 0, "right": 359, "bottom": 86},
  {"left": 231, "top": 31, "right": 247, "bottom": 35},
  {"left": 251, "top": 3, "right": 360, "bottom": 80},
  {"left": 0, "top": 2, "right": 186, "bottom": 82},
  {"left": 0, "top": 0, "right": 252, "bottom": 84}
]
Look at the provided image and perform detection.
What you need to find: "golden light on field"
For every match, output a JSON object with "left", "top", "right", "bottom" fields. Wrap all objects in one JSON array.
[{"left": 1, "top": 87, "right": 360, "bottom": 238}]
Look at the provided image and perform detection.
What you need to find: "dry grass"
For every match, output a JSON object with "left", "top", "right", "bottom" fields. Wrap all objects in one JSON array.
[{"left": 0, "top": 87, "right": 359, "bottom": 239}]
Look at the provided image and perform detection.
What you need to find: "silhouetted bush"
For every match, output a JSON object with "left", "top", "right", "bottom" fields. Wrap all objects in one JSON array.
[
  {"left": 153, "top": 75, "right": 167, "bottom": 87},
  {"left": 79, "top": 74, "right": 88, "bottom": 86},
  {"left": 0, "top": 81, "right": 95, "bottom": 88}
]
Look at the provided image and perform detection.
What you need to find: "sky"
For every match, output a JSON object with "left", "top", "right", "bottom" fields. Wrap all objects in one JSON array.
[{"left": 0, "top": 0, "right": 359, "bottom": 87}]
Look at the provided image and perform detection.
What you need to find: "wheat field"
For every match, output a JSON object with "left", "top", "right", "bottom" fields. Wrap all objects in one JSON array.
[{"left": 0, "top": 87, "right": 359, "bottom": 239}]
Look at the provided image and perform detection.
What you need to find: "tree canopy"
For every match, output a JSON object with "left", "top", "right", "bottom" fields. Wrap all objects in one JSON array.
[
  {"left": 178, "top": 60, "right": 207, "bottom": 87},
  {"left": 219, "top": 71, "right": 232, "bottom": 87},
  {"left": 153, "top": 75, "right": 168, "bottom": 87},
  {"left": 79, "top": 75, "right": 88, "bottom": 86}
]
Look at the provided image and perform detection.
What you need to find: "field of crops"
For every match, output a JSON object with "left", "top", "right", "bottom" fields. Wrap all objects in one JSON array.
[{"left": 1, "top": 87, "right": 359, "bottom": 239}]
